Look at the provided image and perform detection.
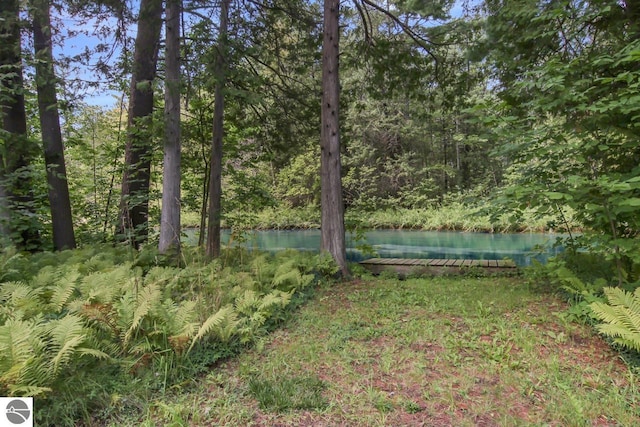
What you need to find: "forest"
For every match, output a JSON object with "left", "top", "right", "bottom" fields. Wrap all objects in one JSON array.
[{"left": 1, "top": 0, "right": 640, "bottom": 425}]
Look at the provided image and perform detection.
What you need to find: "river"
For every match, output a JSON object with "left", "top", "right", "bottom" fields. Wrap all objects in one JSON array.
[{"left": 184, "top": 229, "right": 563, "bottom": 266}]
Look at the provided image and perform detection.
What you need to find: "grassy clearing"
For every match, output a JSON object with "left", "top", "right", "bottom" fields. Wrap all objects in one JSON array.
[{"left": 107, "top": 273, "right": 640, "bottom": 426}]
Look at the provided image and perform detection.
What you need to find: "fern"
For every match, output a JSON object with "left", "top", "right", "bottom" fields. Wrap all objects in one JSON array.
[
  {"left": 123, "top": 282, "right": 161, "bottom": 347},
  {"left": 47, "top": 315, "right": 88, "bottom": 376},
  {"left": 235, "top": 290, "right": 260, "bottom": 316},
  {"left": 251, "top": 254, "right": 273, "bottom": 288},
  {"left": 0, "top": 319, "right": 43, "bottom": 386},
  {"left": 261, "top": 290, "right": 292, "bottom": 312},
  {"left": 48, "top": 271, "right": 80, "bottom": 313},
  {"left": 73, "top": 264, "right": 137, "bottom": 308},
  {"left": 0, "top": 282, "right": 44, "bottom": 320},
  {"left": 166, "top": 300, "right": 198, "bottom": 339},
  {"left": 189, "top": 306, "right": 237, "bottom": 352},
  {"left": 271, "top": 260, "right": 314, "bottom": 291},
  {"left": 0, "top": 318, "right": 53, "bottom": 395},
  {"left": 590, "top": 287, "right": 640, "bottom": 352},
  {"left": 0, "top": 246, "right": 320, "bottom": 424},
  {"left": 30, "top": 266, "right": 59, "bottom": 289},
  {"left": 0, "top": 248, "right": 24, "bottom": 282}
]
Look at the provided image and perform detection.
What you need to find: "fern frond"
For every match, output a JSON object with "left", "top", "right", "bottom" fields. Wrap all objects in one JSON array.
[
  {"left": 590, "top": 287, "right": 640, "bottom": 353},
  {"left": 258, "top": 290, "right": 292, "bottom": 312},
  {"left": 79, "top": 264, "right": 136, "bottom": 305},
  {"left": 0, "top": 248, "right": 24, "bottom": 282},
  {"left": 271, "top": 261, "right": 313, "bottom": 291},
  {"left": 188, "top": 305, "right": 236, "bottom": 352},
  {"left": 76, "top": 347, "right": 111, "bottom": 360},
  {"left": 0, "top": 319, "right": 47, "bottom": 389},
  {"left": 30, "top": 266, "right": 58, "bottom": 289},
  {"left": 127, "top": 339, "right": 154, "bottom": 356},
  {"left": 7, "top": 385, "right": 52, "bottom": 397},
  {"left": 597, "top": 324, "right": 640, "bottom": 352},
  {"left": 0, "top": 282, "right": 43, "bottom": 318},
  {"left": 251, "top": 254, "right": 272, "bottom": 285},
  {"left": 124, "top": 283, "right": 161, "bottom": 347},
  {"left": 47, "top": 315, "right": 87, "bottom": 376},
  {"left": 235, "top": 290, "right": 259, "bottom": 316},
  {"left": 170, "top": 300, "right": 198, "bottom": 337},
  {"left": 604, "top": 287, "right": 639, "bottom": 313},
  {"left": 49, "top": 271, "right": 80, "bottom": 312},
  {"left": 144, "top": 266, "right": 178, "bottom": 288}
]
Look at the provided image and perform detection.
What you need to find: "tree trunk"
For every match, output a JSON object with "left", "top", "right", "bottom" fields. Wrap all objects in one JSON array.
[
  {"left": 198, "top": 161, "right": 209, "bottom": 247},
  {"left": 320, "top": 0, "right": 349, "bottom": 276},
  {"left": 159, "top": 0, "right": 182, "bottom": 255},
  {"left": 206, "top": 0, "right": 230, "bottom": 259},
  {"left": 32, "top": 0, "right": 76, "bottom": 251},
  {"left": 117, "top": 0, "right": 163, "bottom": 248},
  {"left": 0, "top": 0, "right": 41, "bottom": 249}
]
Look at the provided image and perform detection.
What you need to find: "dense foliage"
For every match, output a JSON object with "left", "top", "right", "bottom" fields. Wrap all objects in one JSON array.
[{"left": 0, "top": 246, "right": 335, "bottom": 425}]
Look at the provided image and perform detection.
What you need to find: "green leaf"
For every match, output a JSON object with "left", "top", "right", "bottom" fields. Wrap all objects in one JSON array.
[
  {"left": 620, "top": 198, "right": 640, "bottom": 207},
  {"left": 544, "top": 192, "right": 566, "bottom": 200}
]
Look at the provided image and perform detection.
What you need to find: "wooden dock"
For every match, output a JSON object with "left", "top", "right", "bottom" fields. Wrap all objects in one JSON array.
[{"left": 359, "top": 258, "right": 517, "bottom": 276}]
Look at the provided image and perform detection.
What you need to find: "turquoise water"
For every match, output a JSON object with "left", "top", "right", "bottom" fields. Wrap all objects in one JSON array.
[{"left": 184, "top": 229, "right": 562, "bottom": 266}]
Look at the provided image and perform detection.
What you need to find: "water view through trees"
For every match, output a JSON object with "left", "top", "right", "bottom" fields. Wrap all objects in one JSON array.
[{"left": 184, "top": 229, "right": 562, "bottom": 266}]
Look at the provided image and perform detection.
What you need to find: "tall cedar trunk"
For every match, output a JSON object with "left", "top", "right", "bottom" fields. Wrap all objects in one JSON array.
[
  {"left": 32, "top": 0, "right": 76, "bottom": 250},
  {"left": 320, "top": 0, "right": 349, "bottom": 276},
  {"left": 206, "top": 0, "right": 230, "bottom": 259},
  {"left": 118, "top": 0, "right": 162, "bottom": 248},
  {"left": 159, "top": 0, "right": 182, "bottom": 254},
  {"left": 0, "top": 0, "right": 40, "bottom": 249}
]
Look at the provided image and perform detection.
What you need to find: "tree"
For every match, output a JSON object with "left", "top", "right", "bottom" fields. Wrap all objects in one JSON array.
[
  {"left": 0, "top": 0, "right": 41, "bottom": 250},
  {"left": 481, "top": 0, "right": 640, "bottom": 284},
  {"left": 320, "top": 0, "right": 349, "bottom": 276},
  {"left": 206, "top": 0, "right": 230, "bottom": 259},
  {"left": 159, "top": 0, "right": 182, "bottom": 254},
  {"left": 318, "top": 0, "right": 451, "bottom": 275},
  {"left": 32, "top": 0, "right": 76, "bottom": 250},
  {"left": 118, "top": 0, "right": 163, "bottom": 248}
]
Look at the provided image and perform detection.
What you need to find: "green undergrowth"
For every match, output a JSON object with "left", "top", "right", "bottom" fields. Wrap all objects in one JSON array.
[
  {"left": 0, "top": 245, "right": 338, "bottom": 426},
  {"left": 199, "top": 203, "right": 572, "bottom": 233},
  {"left": 357, "top": 205, "right": 557, "bottom": 232}
]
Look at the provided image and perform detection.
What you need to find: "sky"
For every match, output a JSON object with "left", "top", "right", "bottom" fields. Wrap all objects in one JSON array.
[{"left": 55, "top": 9, "right": 124, "bottom": 108}]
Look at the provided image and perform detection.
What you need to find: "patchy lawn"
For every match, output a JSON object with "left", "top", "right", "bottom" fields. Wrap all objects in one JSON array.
[{"left": 111, "top": 276, "right": 640, "bottom": 426}]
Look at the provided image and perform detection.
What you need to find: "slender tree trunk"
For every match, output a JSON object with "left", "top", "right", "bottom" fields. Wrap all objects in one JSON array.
[
  {"left": 0, "top": 0, "right": 41, "bottom": 249},
  {"left": 198, "top": 161, "right": 209, "bottom": 247},
  {"left": 32, "top": 0, "right": 76, "bottom": 250},
  {"left": 320, "top": 0, "right": 349, "bottom": 276},
  {"left": 102, "top": 94, "right": 126, "bottom": 238},
  {"left": 159, "top": 0, "right": 182, "bottom": 255},
  {"left": 206, "top": 0, "right": 230, "bottom": 259},
  {"left": 198, "top": 109, "right": 210, "bottom": 247},
  {"left": 117, "top": 0, "right": 163, "bottom": 248}
]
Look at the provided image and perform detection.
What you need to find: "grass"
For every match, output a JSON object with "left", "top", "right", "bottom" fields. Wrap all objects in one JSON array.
[{"left": 103, "top": 272, "right": 640, "bottom": 426}]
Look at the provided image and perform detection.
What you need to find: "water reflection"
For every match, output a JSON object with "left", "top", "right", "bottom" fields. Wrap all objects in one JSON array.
[{"left": 184, "top": 229, "right": 563, "bottom": 266}]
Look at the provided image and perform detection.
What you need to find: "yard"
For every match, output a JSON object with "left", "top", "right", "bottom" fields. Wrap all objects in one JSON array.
[{"left": 111, "top": 275, "right": 640, "bottom": 426}]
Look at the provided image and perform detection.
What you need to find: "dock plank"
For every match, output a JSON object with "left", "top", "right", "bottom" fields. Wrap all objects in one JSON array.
[{"left": 359, "top": 257, "right": 517, "bottom": 276}]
